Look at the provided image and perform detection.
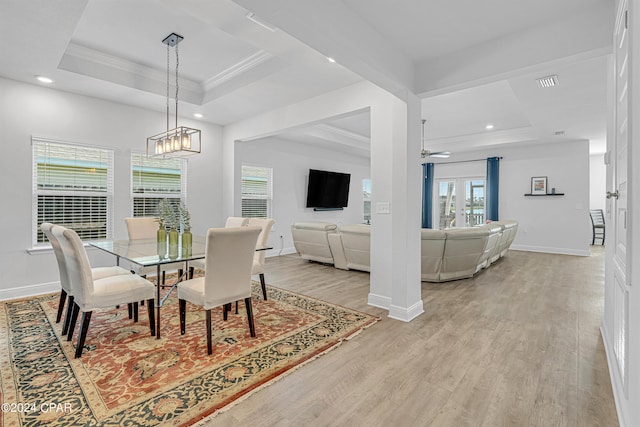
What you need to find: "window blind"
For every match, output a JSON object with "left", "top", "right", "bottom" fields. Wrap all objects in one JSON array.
[
  {"left": 241, "top": 165, "right": 272, "bottom": 218},
  {"left": 33, "top": 139, "right": 114, "bottom": 245},
  {"left": 131, "top": 153, "right": 186, "bottom": 217}
]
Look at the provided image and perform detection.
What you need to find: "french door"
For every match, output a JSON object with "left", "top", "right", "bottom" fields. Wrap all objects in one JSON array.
[{"left": 436, "top": 177, "right": 485, "bottom": 229}]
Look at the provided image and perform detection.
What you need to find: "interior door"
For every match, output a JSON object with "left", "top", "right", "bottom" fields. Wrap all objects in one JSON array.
[
  {"left": 436, "top": 178, "right": 485, "bottom": 229},
  {"left": 608, "top": 0, "right": 629, "bottom": 394}
]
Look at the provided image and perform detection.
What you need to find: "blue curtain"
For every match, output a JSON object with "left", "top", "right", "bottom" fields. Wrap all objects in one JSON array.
[
  {"left": 422, "top": 163, "right": 434, "bottom": 228},
  {"left": 486, "top": 157, "right": 500, "bottom": 221}
]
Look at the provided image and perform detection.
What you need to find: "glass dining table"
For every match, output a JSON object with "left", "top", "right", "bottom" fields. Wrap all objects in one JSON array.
[
  {"left": 91, "top": 236, "right": 271, "bottom": 340},
  {"left": 90, "top": 237, "right": 205, "bottom": 339}
]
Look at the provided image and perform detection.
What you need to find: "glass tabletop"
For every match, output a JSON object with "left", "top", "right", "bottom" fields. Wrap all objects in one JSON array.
[{"left": 90, "top": 236, "right": 206, "bottom": 267}]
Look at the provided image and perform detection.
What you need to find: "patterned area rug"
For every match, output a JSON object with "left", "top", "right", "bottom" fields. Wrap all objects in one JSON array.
[{"left": 0, "top": 281, "right": 378, "bottom": 426}]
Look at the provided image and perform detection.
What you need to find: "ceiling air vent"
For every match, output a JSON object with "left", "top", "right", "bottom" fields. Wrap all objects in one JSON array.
[{"left": 536, "top": 74, "right": 559, "bottom": 88}]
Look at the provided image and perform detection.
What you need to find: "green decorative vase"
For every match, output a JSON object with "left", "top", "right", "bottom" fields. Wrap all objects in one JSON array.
[
  {"left": 157, "top": 226, "right": 166, "bottom": 243},
  {"left": 181, "top": 230, "right": 192, "bottom": 249},
  {"left": 169, "top": 228, "right": 179, "bottom": 245},
  {"left": 182, "top": 229, "right": 192, "bottom": 257},
  {"left": 168, "top": 228, "right": 179, "bottom": 259}
]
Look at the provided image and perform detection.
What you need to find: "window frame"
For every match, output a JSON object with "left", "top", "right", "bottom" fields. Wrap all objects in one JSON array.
[
  {"left": 32, "top": 137, "right": 114, "bottom": 247},
  {"left": 130, "top": 152, "right": 187, "bottom": 218},
  {"left": 241, "top": 164, "right": 273, "bottom": 219}
]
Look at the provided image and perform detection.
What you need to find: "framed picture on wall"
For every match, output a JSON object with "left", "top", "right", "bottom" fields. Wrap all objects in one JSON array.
[{"left": 531, "top": 176, "right": 548, "bottom": 195}]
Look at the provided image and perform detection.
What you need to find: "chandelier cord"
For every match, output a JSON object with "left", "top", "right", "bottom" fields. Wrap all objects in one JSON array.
[
  {"left": 175, "top": 42, "right": 179, "bottom": 131},
  {"left": 166, "top": 42, "right": 170, "bottom": 134}
]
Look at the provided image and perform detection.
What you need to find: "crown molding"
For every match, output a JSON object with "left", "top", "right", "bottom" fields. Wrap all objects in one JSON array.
[
  {"left": 62, "top": 42, "right": 202, "bottom": 94},
  {"left": 202, "top": 50, "right": 272, "bottom": 91}
]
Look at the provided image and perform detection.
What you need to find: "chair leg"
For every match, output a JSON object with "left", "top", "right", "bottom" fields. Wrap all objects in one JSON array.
[
  {"left": 178, "top": 269, "right": 184, "bottom": 281},
  {"left": 56, "top": 290, "right": 67, "bottom": 323},
  {"left": 206, "top": 309, "right": 213, "bottom": 355},
  {"left": 147, "top": 299, "right": 155, "bottom": 336},
  {"left": 62, "top": 295, "right": 75, "bottom": 335},
  {"left": 162, "top": 271, "right": 166, "bottom": 287},
  {"left": 128, "top": 303, "right": 133, "bottom": 319},
  {"left": 133, "top": 302, "right": 139, "bottom": 323},
  {"left": 189, "top": 266, "right": 194, "bottom": 279},
  {"left": 75, "top": 311, "right": 92, "bottom": 359},
  {"left": 223, "top": 303, "right": 231, "bottom": 321},
  {"left": 67, "top": 302, "right": 80, "bottom": 341},
  {"left": 592, "top": 228, "right": 595, "bottom": 245},
  {"left": 179, "top": 299, "right": 186, "bottom": 335},
  {"left": 235, "top": 301, "right": 239, "bottom": 314},
  {"left": 245, "top": 297, "right": 256, "bottom": 337},
  {"left": 260, "top": 273, "right": 267, "bottom": 301},
  {"left": 141, "top": 300, "right": 144, "bottom": 306}
]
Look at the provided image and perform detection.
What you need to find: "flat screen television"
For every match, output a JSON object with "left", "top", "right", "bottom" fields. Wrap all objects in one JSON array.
[{"left": 306, "top": 169, "right": 351, "bottom": 210}]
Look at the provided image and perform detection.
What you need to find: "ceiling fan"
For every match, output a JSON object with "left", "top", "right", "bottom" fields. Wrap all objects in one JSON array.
[{"left": 421, "top": 119, "right": 450, "bottom": 158}]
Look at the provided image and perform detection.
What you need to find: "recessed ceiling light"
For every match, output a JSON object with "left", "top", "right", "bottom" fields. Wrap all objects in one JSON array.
[
  {"left": 485, "top": 124, "right": 494, "bottom": 130},
  {"left": 536, "top": 74, "right": 559, "bottom": 88},
  {"left": 193, "top": 113, "right": 203, "bottom": 119},
  {"left": 36, "top": 76, "right": 53, "bottom": 84},
  {"left": 327, "top": 57, "right": 336, "bottom": 63}
]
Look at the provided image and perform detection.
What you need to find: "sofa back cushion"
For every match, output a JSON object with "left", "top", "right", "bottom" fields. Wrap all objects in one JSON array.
[{"left": 440, "top": 227, "right": 490, "bottom": 281}]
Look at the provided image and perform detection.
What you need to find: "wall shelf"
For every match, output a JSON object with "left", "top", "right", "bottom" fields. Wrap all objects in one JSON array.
[{"left": 523, "top": 193, "right": 565, "bottom": 196}]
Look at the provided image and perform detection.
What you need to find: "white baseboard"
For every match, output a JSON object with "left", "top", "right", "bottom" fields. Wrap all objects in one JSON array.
[
  {"left": 266, "top": 247, "right": 296, "bottom": 258},
  {"left": 388, "top": 300, "right": 424, "bottom": 322},
  {"left": 510, "top": 244, "right": 590, "bottom": 257},
  {"left": 367, "top": 293, "right": 391, "bottom": 310},
  {"left": 600, "top": 324, "right": 628, "bottom": 427},
  {"left": 0, "top": 281, "right": 60, "bottom": 301}
]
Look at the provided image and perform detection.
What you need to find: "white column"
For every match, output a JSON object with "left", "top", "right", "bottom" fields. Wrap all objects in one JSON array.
[{"left": 368, "top": 91, "right": 424, "bottom": 321}]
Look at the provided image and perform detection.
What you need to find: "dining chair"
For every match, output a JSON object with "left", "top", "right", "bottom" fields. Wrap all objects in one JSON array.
[
  {"left": 124, "top": 217, "right": 184, "bottom": 284},
  {"left": 40, "top": 223, "right": 131, "bottom": 334},
  {"left": 53, "top": 225, "right": 156, "bottom": 358},
  {"left": 225, "top": 217, "right": 249, "bottom": 227},
  {"left": 177, "top": 226, "right": 261, "bottom": 355},
  {"left": 189, "top": 216, "right": 249, "bottom": 276},
  {"left": 247, "top": 218, "right": 275, "bottom": 300}
]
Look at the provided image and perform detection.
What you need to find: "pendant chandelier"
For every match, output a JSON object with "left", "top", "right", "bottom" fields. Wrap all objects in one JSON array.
[{"left": 147, "top": 33, "right": 201, "bottom": 158}]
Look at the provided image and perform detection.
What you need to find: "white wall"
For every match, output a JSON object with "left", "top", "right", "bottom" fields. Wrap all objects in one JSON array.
[
  {"left": 236, "top": 138, "right": 370, "bottom": 255},
  {"left": 0, "top": 77, "right": 224, "bottom": 299},
  {"left": 432, "top": 139, "right": 591, "bottom": 256},
  {"left": 590, "top": 153, "right": 606, "bottom": 211}
]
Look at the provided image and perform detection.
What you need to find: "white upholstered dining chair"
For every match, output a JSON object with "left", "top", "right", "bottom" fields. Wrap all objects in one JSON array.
[
  {"left": 247, "top": 218, "right": 275, "bottom": 300},
  {"left": 177, "top": 226, "right": 261, "bottom": 355},
  {"left": 189, "top": 216, "right": 250, "bottom": 275},
  {"left": 225, "top": 217, "right": 249, "bottom": 227},
  {"left": 40, "top": 223, "right": 131, "bottom": 334},
  {"left": 53, "top": 225, "right": 156, "bottom": 358}
]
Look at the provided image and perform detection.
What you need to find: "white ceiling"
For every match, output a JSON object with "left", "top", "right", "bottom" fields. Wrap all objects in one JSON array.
[{"left": 0, "top": 0, "right": 612, "bottom": 156}]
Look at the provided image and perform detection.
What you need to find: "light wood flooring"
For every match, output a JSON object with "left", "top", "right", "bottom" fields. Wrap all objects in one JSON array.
[{"left": 207, "top": 247, "right": 618, "bottom": 427}]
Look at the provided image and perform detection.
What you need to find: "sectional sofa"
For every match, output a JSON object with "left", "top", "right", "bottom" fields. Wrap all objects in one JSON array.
[{"left": 290, "top": 220, "right": 518, "bottom": 282}]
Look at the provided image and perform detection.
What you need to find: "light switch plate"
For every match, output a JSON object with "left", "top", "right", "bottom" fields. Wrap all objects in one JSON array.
[{"left": 376, "top": 202, "right": 391, "bottom": 214}]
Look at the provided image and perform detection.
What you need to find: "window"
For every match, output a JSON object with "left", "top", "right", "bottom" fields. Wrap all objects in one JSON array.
[
  {"left": 241, "top": 165, "right": 272, "bottom": 218},
  {"left": 33, "top": 138, "right": 114, "bottom": 246},
  {"left": 363, "top": 179, "right": 371, "bottom": 223},
  {"left": 131, "top": 153, "right": 186, "bottom": 217}
]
